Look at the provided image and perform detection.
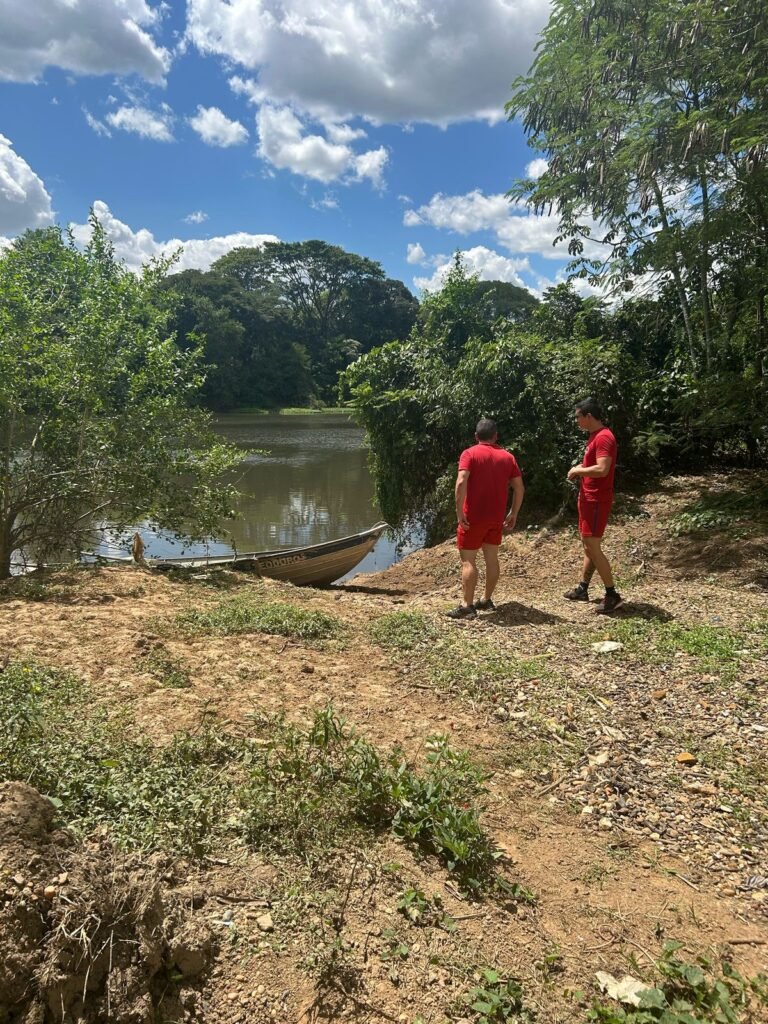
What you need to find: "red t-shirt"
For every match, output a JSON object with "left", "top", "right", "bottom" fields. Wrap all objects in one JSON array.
[
  {"left": 458, "top": 442, "right": 522, "bottom": 522},
  {"left": 580, "top": 427, "right": 616, "bottom": 501}
]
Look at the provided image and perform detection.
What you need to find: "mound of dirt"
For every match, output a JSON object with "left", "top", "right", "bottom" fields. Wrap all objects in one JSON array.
[{"left": 0, "top": 782, "right": 214, "bottom": 1024}]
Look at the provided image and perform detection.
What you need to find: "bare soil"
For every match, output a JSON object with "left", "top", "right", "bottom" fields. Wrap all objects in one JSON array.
[{"left": 1, "top": 472, "right": 767, "bottom": 1023}]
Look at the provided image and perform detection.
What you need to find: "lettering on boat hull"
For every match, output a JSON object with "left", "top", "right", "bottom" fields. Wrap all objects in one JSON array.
[{"left": 258, "top": 554, "right": 306, "bottom": 569}]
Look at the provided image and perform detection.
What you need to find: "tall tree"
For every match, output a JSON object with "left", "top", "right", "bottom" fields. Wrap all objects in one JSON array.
[
  {"left": 213, "top": 241, "right": 388, "bottom": 393},
  {"left": 0, "top": 223, "right": 240, "bottom": 578},
  {"left": 507, "top": 0, "right": 768, "bottom": 374}
]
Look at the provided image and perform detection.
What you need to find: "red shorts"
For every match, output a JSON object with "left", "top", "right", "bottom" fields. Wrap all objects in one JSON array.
[
  {"left": 457, "top": 521, "right": 503, "bottom": 550},
  {"left": 578, "top": 498, "right": 612, "bottom": 539}
]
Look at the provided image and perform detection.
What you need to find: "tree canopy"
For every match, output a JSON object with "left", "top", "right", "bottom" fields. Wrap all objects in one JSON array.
[{"left": 0, "top": 223, "right": 240, "bottom": 578}]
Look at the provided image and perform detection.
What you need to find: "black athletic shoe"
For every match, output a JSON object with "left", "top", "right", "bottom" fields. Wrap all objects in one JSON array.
[
  {"left": 564, "top": 583, "right": 590, "bottom": 602},
  {"left": 474, "top": 598, "right": 496, "bottom": 612},
  {"left": 446, "top": 604, "right": 477, "bottom": 620},
  {"left": 596, "top": 591, "right": 624, "bottom": 615}
]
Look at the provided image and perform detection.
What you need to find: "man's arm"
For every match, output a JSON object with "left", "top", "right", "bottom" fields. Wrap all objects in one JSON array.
[
  {"left": 567, "top": 456, "right": 612, "bottom": 481},
  {"left": 455, "top": 469, "right": 470, "bottom": 529},
  {"left": 504, "top": 476, "right": 525, "bottom": 530}
]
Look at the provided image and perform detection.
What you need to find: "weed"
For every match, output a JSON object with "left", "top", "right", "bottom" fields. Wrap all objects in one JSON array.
[
  {"left": 241, "top": 707, "right": 516, "bottom": 894},
  {"left": 666, "top": 485, "right": 768, "bottom": 537},
  {"left": 138, "top": 647, "right": 191, "bottom": 688},
  {"left": 369, "top": 611, "right": 440, "bottom": 651},
  {"left": 587, "top": 942, "right": 768, "bottom": 1022},
  {"left": 370, "top": 611, "right": 551, "bottom": 703},
  {"left": 465, "top": 968, "right": 535, "bottom": 1023},
  {"left": 0, "top": 662, "right": 240, "bottom": 855},
  {"left": 397, "top": 886, "right": 455, "bottom": 930},
  {"left": 170, "top": 598, "right": 344, "bottom": 642},
  {"left": 0, "top": 662, "right": 522, "bottom": 896},
  {"left": 380, "top": 929, "right": 410, "bottom": 962}
]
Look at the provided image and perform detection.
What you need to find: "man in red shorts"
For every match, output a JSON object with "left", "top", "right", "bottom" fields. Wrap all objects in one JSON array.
[
  {"left": 447, "top": 418, "right": 524, "bottom": 619},
  {"left": 564, "top": 398, "right": 623, "bottom": 614}
]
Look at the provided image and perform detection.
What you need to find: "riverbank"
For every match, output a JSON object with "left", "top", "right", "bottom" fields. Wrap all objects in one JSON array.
[
  {"left": 1, "top": 472, "right": 767, "bottom": 1023},
  {"left": 227, "top": 406, "right": 352, "bottom": 416}
]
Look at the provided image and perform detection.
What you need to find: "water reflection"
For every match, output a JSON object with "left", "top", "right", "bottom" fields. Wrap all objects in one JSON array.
[{"left": 92, "top": 413, "right": 421, "bottom": 581}]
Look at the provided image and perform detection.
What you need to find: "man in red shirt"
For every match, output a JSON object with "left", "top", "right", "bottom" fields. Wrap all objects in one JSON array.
[
  {"left": 564, "top": 398, "right": 623, "bottom": 614},
  {"left": 447, "top": 418, "right": 524, "bottom": 619}
]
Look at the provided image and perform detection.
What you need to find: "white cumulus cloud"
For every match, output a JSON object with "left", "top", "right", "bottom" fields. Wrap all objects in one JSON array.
[
  {"left": 405, "top": 189, "right": 606, "bottom": 261},
  {"left": 525, "top": 157, "right": 548, "bottom": 179},
  {"left": 69, "top": 200, "right": 278, "bottom": 273},
  {"left": 256, "top": 104, "right": 388, "bottom": 186},
  {"left": 0, "top": 134, "right": 54, "bottom": 239},
  {"left": 0, "top": 0, "right": 170, "bottom": 84},
  {"left": 189, "top": 105, "right": 248, "bottom": 146},
  {"left": 187, "top": 0, "right": 550, "bottom": 125},
  {"left": 184, "top": 210, "right": 209, "bottom": 224},
  {"left": 106, "top": 104, "right": 174, "bottom": 141},
  {"left": 406, "top": 242, "right": 427, "bottom": 265},
  {"left": 414, "top": 245, "right": 531, "bottom": 292}
]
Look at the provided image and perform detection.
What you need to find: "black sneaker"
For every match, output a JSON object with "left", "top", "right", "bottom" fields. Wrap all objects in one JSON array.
[
  {"left": 564, "top": 584, "right": 589, "bottom": 602},
  {"left": 474, "top": 598, "right": 496, "bottom": 612},
  {"left": 596, "top": 591, "right": 624, "bottom": 615},
  {"left": 446, "top": 604, "right": 477, "bottom": 620}
]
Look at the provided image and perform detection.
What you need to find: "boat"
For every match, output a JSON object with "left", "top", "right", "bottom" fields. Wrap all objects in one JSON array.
[{"left": 118, "top": 522, "right": 390, "bottom": 587}]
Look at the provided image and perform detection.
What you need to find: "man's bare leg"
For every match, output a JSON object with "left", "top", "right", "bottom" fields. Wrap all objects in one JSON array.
[
  {"left": 481, "top": 543, "right": 500, "bottom": 601},
  {"left": 581, "top": 553, "right": 596, "bottom": 586},
  {"left": 582, "top": 537, "right": 613, "bottom": 588},
  {"left": 459, "top": 548, "right": 479, "bottom": 607}
]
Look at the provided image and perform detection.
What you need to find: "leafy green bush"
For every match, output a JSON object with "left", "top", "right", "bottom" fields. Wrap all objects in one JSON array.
[{"left": 171, "top": 598, "right": 345, "bottom": 641}]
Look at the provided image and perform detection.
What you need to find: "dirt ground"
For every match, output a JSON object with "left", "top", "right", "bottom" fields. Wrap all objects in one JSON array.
[{"left": 1, "top": 472, "right": 767, "bottom": 1023}]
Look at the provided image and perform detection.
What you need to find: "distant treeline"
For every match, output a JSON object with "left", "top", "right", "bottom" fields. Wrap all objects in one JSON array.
[{"left": 162, "top": 240, "right": 538, "bottom": 409}]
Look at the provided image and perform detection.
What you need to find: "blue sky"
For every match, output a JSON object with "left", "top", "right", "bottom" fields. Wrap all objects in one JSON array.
[{"left": 0, "top": 0, "right": 591, "bottom": 298}]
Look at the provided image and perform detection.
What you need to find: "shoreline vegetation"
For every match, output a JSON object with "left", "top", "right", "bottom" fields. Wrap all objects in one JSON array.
[{"left": 227, "top": 406, "right": 353, "bottom": 416}]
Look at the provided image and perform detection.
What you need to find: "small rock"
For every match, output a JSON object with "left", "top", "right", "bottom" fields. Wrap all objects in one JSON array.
[
  {"left": 300, "top": 664, "right": 315, "bottom": 674},
  {"left": 683, "top": 782, "right": 717, "bottom": 796},
  {"left": 256, "top": 913, "right": 274, "bottom": 933},
  {"left": 598, "top": 817, "right": 613, "bottom": 830},
  {"left": 591, "top": 641, "right": 623, "bottom": 654},
  {"left": 43, "top": 885, "right": 57, "bottom": 900},
  {"left": 651, "top": 689, "right": 667, "bottom": 700},
  {"left": 675, "top": 752, "right": 698, "bottom": 766}
]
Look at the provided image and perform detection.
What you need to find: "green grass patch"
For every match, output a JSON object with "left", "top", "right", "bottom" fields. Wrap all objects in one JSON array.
[
  {"left": 138, "top": 647, "right": 191, "bottom": 689},
  {"left": 0, "top": 662, "right": 238, "bottom": 854},
  {"left": 666, "top": 484, "right": 768, "bottom": 537},
  {"left": 369, "top": 610, "right": 441, "bottom": 651},
  {"left": 0, "top": 662, "right": 520, "bottom": 896},
  {"left": 171, "top": 597, "right": 345, "bottom": 642},
  {"left": 369, "top": 612, "right": 551, "bottom": 702},
  {"left": 593, "top": 618, "right": 750, "bottom": 677},
  {"left": 242, "top": 707, "right": 525, "bottom": 896}
]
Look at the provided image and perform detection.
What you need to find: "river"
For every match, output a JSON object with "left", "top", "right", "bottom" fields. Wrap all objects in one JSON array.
[{"left": 95, "top": 412, "right": 419, "bottom": 582}]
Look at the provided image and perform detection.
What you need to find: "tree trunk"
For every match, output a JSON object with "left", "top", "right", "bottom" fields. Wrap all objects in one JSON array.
[
  {"left": 0, "top": 524, "right": 12, "bottom": 580},
  {"left": 652, "top": 179, "right": 696, "bottom": 360}
]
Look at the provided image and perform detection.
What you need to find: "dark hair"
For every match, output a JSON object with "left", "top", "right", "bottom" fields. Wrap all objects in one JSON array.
[
  {"left": 575, "top": 398, "right": 604, "bottom": 421},
  {"left": 475, "top": 418, "right": 498, "bottom": 441}
]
